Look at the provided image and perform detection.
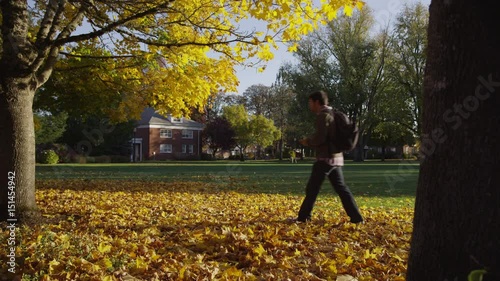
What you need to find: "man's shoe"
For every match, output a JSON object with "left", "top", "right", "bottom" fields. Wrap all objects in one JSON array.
[
  {"left": 287, "top": 217, "right": 310, "bottom": 223},
  {"left": 350, "top": 218, "right": 364, "bottom": 224}
]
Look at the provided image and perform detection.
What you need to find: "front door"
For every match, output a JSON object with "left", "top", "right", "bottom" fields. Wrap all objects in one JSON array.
[{"left": 133, "top": 143, "right": 141, "bottom": 162}]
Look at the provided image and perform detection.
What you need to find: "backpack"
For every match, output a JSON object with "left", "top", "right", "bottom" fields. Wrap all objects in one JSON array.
[{"left": 326, "top": 109, "right": 359, "bottom": 153}]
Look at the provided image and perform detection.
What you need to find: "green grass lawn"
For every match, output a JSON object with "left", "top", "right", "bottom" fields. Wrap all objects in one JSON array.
[{"left": 36, "top": 159, "right": 419, "bottom": 208}]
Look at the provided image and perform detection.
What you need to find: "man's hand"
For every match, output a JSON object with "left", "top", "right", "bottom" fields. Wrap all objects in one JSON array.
[{"left": 299, "top": 139, "right": 308, "bottom": 146}]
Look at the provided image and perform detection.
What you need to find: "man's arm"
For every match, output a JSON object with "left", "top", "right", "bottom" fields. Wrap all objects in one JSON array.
[{"left": 303, "top": 112, "right": 329, "bottom": 147}]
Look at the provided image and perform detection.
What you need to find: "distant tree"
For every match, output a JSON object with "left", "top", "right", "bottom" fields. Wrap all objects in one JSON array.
[
  {"left": 34, "top": 111, "right": 68, "bottom": 145},
  {"left": 188, "top": 91, "right": 230, "bottom": 124},
  {"left": 242, "top": 84, "right": 273, "bottom": 117},
  {"left": 321, "top": 8, "right": 391, "bottom": 161},
  {"left": 370, "top": 121, "right": 415, "bottom": 161},
  {"left": 223, "top": 105, "right": 280, "bottom": 161},
  {"left": 219, "top": 94, "right": 247, "bottom": 108},
  {"left": 248, "top": 114, "right": 281, "bottom": 158},
  {"left": 222, "top": 105, "right": 252, "bottom": 161},
  {"left": 280, "top": 8, "right": 392, "bottom": 161},
  {"left": 58, "top": 117, "right": 135, "bottom": 157},
  {"left": 269, "top": 81, "right": 295, "bottom": 160},
  {"left": 386, "top": 2, "right": 428, "bottom": 136},
  {"left": 277, "top": 63, "right": 323, "bottom": 147},
  {"left": 202, "top": 116, "right": 236, "bottom": 158}
]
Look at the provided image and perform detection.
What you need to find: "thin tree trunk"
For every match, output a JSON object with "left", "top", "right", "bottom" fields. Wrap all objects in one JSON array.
[
  {"left": 239, "top": 147, "right": 245, "bottom": 162},
  {"left": 354, "top": 144, "right": 364, "bottom": 162},
  {"left": 278, "top": 138, "right": 283, "bottom": 161},
  {"left": 407, "top": 1, "right": 500, "bottom": 280}
]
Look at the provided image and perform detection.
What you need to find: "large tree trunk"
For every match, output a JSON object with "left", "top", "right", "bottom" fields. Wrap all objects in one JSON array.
[
  {"left": 0, "top": 80, "right": 39, "bottom": 222},
  {"left": 407, "top": 1, "right": 500, "bottom": 280},
  {"left": 0, "top": 0, "right": 42, "bottom": 222}
]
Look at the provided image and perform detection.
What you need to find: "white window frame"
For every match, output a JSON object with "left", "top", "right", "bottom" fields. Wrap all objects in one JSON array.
[
  {"left": 160, "top": 144, "right": 172, "bottom": 153},
  {"left": 182, "top": 130, "right": 193, "bottom": 139},
  {"left": 160, "top": 129, "right": 172, "bottom": 138},
  {"left": 169, "top": 115, "right": 182, "bottom": 123},
  {"left": 182, "top": 144, "right": 194, "bottom": 154}
]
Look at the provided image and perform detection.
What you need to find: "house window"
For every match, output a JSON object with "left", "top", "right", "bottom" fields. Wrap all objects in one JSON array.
[
  {"left": 170, "top": 115, "right": 182, "bottom": 123},
  {"left": 160, "top": 144, "right": 172, "bottom": 153},
  {"left": 182, "top": 144, "right": 194, "bottom": 154},
  {"left": 160, "top": 129, "right": 172, "bottom": 138},
  {"left": 182, "top": 130, "right": 193, "bottom": 139}
]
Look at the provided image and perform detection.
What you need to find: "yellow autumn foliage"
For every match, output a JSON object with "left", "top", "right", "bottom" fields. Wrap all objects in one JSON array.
[
  {"left": 0, "top": 179, "right": 412, "bottom": 280},
  {"left": 45, "top": 0, "right": 364, "bottom": 120}
]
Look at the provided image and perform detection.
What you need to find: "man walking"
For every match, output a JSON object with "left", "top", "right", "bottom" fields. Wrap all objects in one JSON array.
[{"left": 295, "top": 91, "right": 363, "bottom": 224}]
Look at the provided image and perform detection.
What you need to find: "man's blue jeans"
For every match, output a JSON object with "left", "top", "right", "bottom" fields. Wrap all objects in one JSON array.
[{"left": 298, "top": 161, "right": 363, "bottom": 222}]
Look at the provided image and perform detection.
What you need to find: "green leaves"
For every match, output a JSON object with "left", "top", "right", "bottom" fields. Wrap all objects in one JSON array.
[
  {"left": 223, "top": 105, "right": 281, "bottom": 150},
  {"left": 468, "top": 270, "right": 487, "bottom": 281}
]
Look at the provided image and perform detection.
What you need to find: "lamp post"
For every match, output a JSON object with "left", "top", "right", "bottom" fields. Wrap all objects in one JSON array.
[{"left": 133, "top": 128, "right": 137, "bottom": 163}]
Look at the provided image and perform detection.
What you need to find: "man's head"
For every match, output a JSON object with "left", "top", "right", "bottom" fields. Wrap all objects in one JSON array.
[{"left": 308, "top": 91, "right": 328, "bottom": 113}]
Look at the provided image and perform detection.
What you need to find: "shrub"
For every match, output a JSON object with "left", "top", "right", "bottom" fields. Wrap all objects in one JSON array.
[
  {"left": 403, "top": 153, "right": 417, "bottom": 160},
  {"left": 110, "top": 155, "right": 130, "bottom": 163},
  {"left": 173, "top": 153, "right": 200, "bottom": 160},
  {"left": 39, "top": 150, "right": 59, "bottom": 164},
  {"left": 51, "top": 143, "right": 74, "bottom": 163},
  {"left": 201, "top": 153, "right": 215, "bottom": 161},
  {"left": 94, "top": 155, "right": 111, "bottom": 163},
  {"left": 70, "top": 155, "right": 86, "bottom": 164},
  {"left": 228, "top": 154, "right": 242, "bottom": 160}
]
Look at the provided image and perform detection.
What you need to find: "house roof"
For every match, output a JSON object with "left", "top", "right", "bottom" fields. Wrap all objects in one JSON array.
[{"left": 137, "top": 107, "right": 204, "bottom": 129}]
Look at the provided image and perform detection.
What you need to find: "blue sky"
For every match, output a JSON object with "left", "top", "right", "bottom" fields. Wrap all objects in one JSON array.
[{"left": 233, "top": 0, "right": 431, "bottom": 94}]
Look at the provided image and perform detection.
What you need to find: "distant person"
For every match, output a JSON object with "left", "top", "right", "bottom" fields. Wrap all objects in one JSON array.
[
  {"left": 289, "top": 149, "right": 297, "bottom": 163},
  {"left": 293, "top": 90, "right": 363, "bottom": 224}
]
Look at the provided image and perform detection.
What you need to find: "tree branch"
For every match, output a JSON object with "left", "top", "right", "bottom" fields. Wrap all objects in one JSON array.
[
  {"left": 54, "top": 1, "right": 173, "bottom": 46},
  {"left": 59, "top": 51, "right": 136, "bottom": 59},
  {"left": 44, "top": 0, "right": 68, "bottom": 46},
  {"left": 115, "top": 27, "right": 254, "bottom": 48},
  {"left": 34, "top": 0, "right": 60, "bottom": 46}
]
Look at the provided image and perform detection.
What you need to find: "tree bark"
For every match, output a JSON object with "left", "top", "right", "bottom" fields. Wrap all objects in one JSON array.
[
  {"left": 0, "top": 80, "right": 39, "bottom": 222},
  {"left": 407, "top": 1, "right": 500, "bottom": 280},
  {"left": 0, "top": 0, "right": 42, "bottom": 222}
]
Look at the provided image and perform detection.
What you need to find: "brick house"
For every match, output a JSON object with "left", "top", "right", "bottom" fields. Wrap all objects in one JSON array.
[{"left": 131, "top": 108, "right": 204, "bottom": 161}]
